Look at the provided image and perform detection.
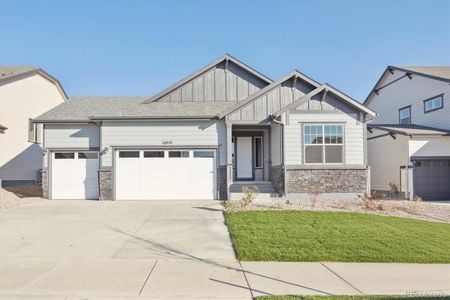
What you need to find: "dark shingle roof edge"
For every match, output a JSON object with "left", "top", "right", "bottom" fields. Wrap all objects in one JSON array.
[{"left": 368, "top": 124, "right": 450, "bottom": 136}]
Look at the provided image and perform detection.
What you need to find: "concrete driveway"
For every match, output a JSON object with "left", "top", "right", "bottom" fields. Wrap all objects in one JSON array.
[{"left": 0, "top": 200, "right": 251, "bottom": 299}]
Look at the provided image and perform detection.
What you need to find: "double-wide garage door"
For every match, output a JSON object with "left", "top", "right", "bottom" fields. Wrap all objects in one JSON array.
[
  {"left": 413, "top": 159, "right": 450, "bottom": 201},
  {"left": 115, "top": 149, "right": 216, "bottom": 200},
  {"left": 51, "top": 151, "right": 99, "bottom": 199}
]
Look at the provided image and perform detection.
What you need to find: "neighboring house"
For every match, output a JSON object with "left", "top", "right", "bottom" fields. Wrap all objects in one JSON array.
[
  {"left": 33, "top": 54, "right": 376, "bottom": 201},
  {"left": 0, "top": 66, "right": 67, "bottom": 186},
  {"left": 365, "top": 66, "right": 450, "bottom": 200}
]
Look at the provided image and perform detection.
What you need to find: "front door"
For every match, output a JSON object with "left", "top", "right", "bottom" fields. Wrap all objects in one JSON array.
[{"left": 236, "top": 137, "right": 253, "bottom": 179}]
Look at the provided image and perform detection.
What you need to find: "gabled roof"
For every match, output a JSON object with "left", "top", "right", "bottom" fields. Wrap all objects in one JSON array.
[
  {"left": 368, "top": 124, "right": 450, "bottom": 136},
  {"left": 0, "top": 66, "right": 68, "bottom": 100},
  {"left": 364, "top": 65, "right": 450, "bottom": 105},
  {"left": 142, "top": 54, "right": 273, "bottom": 104},
  {"left": 0, "top": 66, "right": 38, "bottom": 80},
  {"left": 33, "top": 97, "right": 235, "bottom": 122},
  {"left": 219, "top": 70, "right": 376, "bottom": 119},
  {"left": 396, "top": 66, "right": 450, "bottom": 81},
  {"left": 218, "top": 70, "right": 319, "bottom": 118}
]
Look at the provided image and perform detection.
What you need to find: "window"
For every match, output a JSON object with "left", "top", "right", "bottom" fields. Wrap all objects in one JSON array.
[
  {"left": 144, "top": 151, "right": 164, "bottom": 158},
  {"left": 55, "top": 152, "right": 74, "bottom": 159},
  {"left": 399, "top": 106, "right": 411, "bottom": 125},
  {"left": 304, "top": 124, "right": 343, "bottom": 164},
  {"left": 78, "top": 152, "right": 98, "bottom": 159},
  {"left": 231, "top": 137, "right": 235, "bottom": 167},
  {"left": 254, "top": 137, "right": 263, "bottom": 168},
  {"left": 193, "top": 151, "right": 214, "bottom": 158},
  {"left": 119, "top": 151, "right": 139, "bottom": 158},
  {"left": 169, "top": 151, "right": 189, "bottom": 158},
  {"left": 424, "top": 94, "right": 444, "bottom": 113}
]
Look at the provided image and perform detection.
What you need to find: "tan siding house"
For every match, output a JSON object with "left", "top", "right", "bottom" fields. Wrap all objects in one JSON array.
[{"left": 0, "top": 67, "right": 67, "bottom": 185}]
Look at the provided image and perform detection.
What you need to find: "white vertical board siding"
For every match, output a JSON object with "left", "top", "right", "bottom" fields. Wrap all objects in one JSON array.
[
  {"left": 367, "top": 129, "right": 409, "bottom": 190},
  {"left": 285, "top": 113, "right": 365, "bottom": 165},
  {"left": 271, "top": 123, "right": 282, "bottom": 166},
  {"left": 408, "top": 137, "right": 450, "bottom": 158},
  {"left": 44, "top": 124, "right": 100, "bottom": 149},
  {"left": 366, "top": 73, "right": 450, "bottom": 130},
  {"left": 101, "top": 120, "right": 220, "bottom": 167}
]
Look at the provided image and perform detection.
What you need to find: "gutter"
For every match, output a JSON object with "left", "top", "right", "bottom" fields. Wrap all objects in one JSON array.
[
  {"left": 32, "top": 119, "right": 94, "bottom": 124},
  {"left": 88, "top": 116, "right": 218, "bottom": 121},
  {"left": 271, "top": 116, "right": 287, "bottom": 197}
]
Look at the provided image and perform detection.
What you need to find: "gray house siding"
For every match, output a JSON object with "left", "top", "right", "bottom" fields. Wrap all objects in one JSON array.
[
  {"left": 228, "top": 77, "right": 316, "bottom": 121},
  {"left": 99, "top": 120, "right": 224, "bottom": 200},
  {"left": 44, "top": 124, "right": 100, "bottom": 149},
  {"left": 100, "top": 120, "right": 221, "bottom": 167},
  {"left": 282, "top": 95, "right": 368, "bottom": 199},
  {"left": 366, "top": 71, "right": 450, "bottom": 130},
  {"left": 157, "top": 61, "right": 268, "bottom": 102}
]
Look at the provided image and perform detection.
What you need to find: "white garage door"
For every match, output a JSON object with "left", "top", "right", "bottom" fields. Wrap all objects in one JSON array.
[
  {"left": 115, "top": 149, "right": 216, "bottom": 200},
  {"left": 51, "top": 151, "right": 99, "bottom": 200}
]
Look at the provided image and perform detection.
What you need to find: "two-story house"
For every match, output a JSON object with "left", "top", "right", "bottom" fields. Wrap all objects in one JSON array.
[
  {"left": 365, "top": 66, "right": 450, "bottom": 201},
  {"left": 0, "top": 66, "right": 67, "bottom": 187}
]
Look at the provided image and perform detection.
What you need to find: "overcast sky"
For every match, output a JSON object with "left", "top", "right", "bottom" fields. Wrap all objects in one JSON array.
[{"left": 1, "top": 0, "right": 449, "bottom": 102}]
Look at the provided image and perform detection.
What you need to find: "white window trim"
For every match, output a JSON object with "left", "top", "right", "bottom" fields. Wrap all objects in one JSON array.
[
  {"left": 424, "top": 94, "right": 444, "bottom": 113},
  {"left": 303, "top": 123, "right": 345, "bottom": 165},
  {"left": 398, "top": 106, "right": 411, "bottom": 125}
]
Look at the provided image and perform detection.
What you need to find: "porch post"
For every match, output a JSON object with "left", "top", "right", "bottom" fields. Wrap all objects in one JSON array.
[{"left": 226, "top": 121, "right": 233, "bottom": 200}]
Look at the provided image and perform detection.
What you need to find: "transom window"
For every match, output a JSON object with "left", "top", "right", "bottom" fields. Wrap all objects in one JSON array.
[
  {"left": 399, "top": 106, "right": 411, "bottom": 125},
  {"left": 424, "top": 94, "right": 444, "bottom": 113},
  {"left": 304, "top": 124, "right": 343, "bottom": 164}
]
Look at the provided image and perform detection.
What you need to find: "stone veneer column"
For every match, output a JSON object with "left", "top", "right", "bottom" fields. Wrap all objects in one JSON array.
[
  {"left": 270, "top": 165, "right": 284, "bottom": 195},
  {"left": 41, "top": 169, "right": 48, "bottom": 199},
  {"left": 218, "top": 166, "right": 227, "bottom": 200},
  {"left": 99, "top": 169, "right": 113, "bottom": 200}
]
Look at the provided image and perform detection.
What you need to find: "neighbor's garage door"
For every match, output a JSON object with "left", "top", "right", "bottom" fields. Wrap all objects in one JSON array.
[
  {"left": 115, "top": 149, "right": 216, "bottom": 200},
  {"left": 413, "top": 159, "right": 450, "bottom": 201},
  {"left": 51, "top": 151, "right": 99, "bottom": 199}
]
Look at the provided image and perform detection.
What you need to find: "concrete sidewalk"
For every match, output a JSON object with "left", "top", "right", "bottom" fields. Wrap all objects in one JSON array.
[{"left": 1, "top": 259, "right": 449, "bottom": 299}]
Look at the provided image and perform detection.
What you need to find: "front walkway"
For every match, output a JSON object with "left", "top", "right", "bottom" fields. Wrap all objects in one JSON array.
[{"left": 0, "top": 200, "right": 449, "bottom": 299}]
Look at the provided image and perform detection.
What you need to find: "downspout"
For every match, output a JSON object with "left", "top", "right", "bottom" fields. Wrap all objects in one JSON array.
[{"left": 271, "top": 116, "right": 286, "bottom": 197}]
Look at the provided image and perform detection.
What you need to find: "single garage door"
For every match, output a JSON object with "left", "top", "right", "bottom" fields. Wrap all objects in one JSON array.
[
  {"left": 413, "top": 159, "right": 450, "bottom": 201},
  {"left": 51, "top": 151, "right": 99, "bottom": 199},
  {"left": 115, "top": 149, "right": 216, "bottom": 200}
]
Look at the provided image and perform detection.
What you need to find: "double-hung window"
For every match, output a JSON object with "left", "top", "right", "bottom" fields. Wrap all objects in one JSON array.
[
  {"left": 304, "top": 124, "right": 343, "bottom": 164},
  {"left": 399, "top": 106, "right": 411, "bottom": 125},
  {"left": 424, "top": 94, "right": 444, "bottom": 113}
]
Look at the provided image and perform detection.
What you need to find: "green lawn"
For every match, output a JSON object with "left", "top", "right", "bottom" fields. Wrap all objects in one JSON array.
[
  {"left": 225, "top": 211, "right": 450, "bottom": 263},
  {"left": 256, "top": 296, "right": 449, "bottom": 300}
]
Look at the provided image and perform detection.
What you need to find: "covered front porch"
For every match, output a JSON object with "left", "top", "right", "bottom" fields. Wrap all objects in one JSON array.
[{"left": 223, "top": 122, "right": 283, "bottom": 200}]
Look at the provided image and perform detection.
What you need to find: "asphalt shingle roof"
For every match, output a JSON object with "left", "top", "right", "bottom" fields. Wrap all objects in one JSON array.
[
  {"left": 397, "top": 66, "right": 450, "bottom": 80},
  {"left": 0, "top": 66, "right": 38, "bottom": 81},
  {"left": 34, "top": 97, "right": 237, "bottom": 121},
  {"left": 369, "top": 124, "right": 450, "bottom": 136}
]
